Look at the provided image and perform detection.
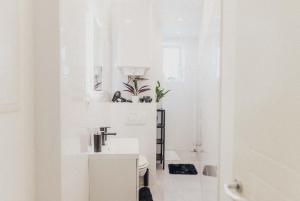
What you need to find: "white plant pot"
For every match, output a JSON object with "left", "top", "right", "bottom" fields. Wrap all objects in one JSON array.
[
  {"left": 132, "top": 96, "right": 139, "bottom": 103},
  {"left": 157, "top": 101, "right": 163, "bottom": 109}
]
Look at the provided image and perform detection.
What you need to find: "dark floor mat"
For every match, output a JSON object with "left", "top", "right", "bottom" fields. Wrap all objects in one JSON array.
[
  {"left": 168, "top": 164, "right": 198, "bottom": 175},
  {"left": 139, "top": 187, "right": 153, "bottom": 201}
]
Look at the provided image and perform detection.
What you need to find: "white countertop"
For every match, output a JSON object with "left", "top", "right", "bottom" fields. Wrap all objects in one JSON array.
[{"left": 88, "top": 138, "right": 139, "bottom": 159}]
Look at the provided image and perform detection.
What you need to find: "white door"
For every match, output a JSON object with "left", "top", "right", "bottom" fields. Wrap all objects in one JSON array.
[
  {"left": 0, "top": 1, "right": 36, "bottom": 201},
  {"left": 219, "top": 0, "right": 300, "bottom": 201}
]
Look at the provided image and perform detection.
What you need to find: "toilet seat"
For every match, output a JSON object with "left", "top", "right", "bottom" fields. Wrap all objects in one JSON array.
[
  {"left": 138, "top": 155, "right": 149, "bottom": 177},
  {"left": 139, "top": 155, "right": 149, "bottom": 168}
]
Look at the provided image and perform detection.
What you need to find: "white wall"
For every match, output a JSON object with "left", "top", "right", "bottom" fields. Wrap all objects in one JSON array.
[
  {"left": 60, "top": 0, "right": 89, "bottom": 200},
  {"left": 60, "top": 0, "right": 115, "bottom": 201},
  {"left": 112, "top": 0, "right": 152, "bottom": 69},
  {"left": 162, "top": 14, "right": 221, "bottom": 155},
  {"left": 35, "top": 0, "right": 61, "bottom": 200},
  {"left": 60, "top": 0, "right": 159, "bottom": 199},
  {"left": 110, "top": 103, "right": 157, "bottom": 184},
  {"left": 162, "top": 37, "right": 200, "bottom": 151},
  {"left": 0, "top": 1, "right": 35, "bottom": 201},
  {"left": 220, "top": 0, "right": 300, "bottom": 200},
  {"left": 111, "top": 0, "right": 159, "bottom": 99},
  {"left": 158, "top": 0, "right": 221, "bottom": 157},
  {"left": 197, "top": 0, "right": 221, "bottom": 166}
]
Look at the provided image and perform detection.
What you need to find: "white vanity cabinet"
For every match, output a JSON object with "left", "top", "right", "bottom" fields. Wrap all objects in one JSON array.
[{"left": 88, "top": 139, "right": 139, "bottom": 201}]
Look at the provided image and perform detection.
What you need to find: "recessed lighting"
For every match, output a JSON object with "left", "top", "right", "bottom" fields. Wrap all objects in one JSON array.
[{"left": 177, "top": 17, "right": 184, "bottom": 22}]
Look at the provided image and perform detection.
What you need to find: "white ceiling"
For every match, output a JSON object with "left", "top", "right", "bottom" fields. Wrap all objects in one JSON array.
[{"left": 159, "top": 0, "right": 203, "bottom": 38}]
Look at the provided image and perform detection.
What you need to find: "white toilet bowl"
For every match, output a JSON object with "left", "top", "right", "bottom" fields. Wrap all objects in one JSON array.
[{"left": 138, "top": 155, "right": 149, "bottom": 177}]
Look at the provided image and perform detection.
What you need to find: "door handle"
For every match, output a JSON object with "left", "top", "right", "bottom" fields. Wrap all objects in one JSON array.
[{"left": 224, "top": 179, "right": 248, "bottom": 201}]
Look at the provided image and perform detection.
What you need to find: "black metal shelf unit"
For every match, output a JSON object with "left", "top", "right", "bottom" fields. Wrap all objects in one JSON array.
[{"left": 156, "top": 109, "right": 165, "bottom": 169}]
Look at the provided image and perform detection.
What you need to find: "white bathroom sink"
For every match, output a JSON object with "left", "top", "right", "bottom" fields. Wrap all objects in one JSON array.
[{"left": 89, "top": 138, "right": 139, "bottom": 159}]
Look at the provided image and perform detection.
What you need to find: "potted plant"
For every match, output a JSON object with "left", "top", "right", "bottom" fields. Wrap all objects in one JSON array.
[
  {"left": 155, "top": 81, "right": 170, "bottom": 108},
  {"left": 123, "top": 76, "right": 151, "bottom": 103}
]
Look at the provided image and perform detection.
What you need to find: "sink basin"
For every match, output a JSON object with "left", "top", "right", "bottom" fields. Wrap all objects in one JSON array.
[
  {"left": 104, "top": 138, "right": 139, "bottom": 154},
  {"left": 89, "top": 138, "right": 139, "bottom": 159}
]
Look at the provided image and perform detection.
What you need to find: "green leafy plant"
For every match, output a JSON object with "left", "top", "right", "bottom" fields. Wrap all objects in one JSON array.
[
  {"left": 156, "top": 81, "right": 170, "bottom": 102},
  {"left": 123, "top": 77, "right": 151, "bottom": 96}
]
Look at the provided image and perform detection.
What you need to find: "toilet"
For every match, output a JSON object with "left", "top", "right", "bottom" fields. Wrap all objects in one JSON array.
[{"left": 138, "top": 155, "right": 149, "bottom": 177}]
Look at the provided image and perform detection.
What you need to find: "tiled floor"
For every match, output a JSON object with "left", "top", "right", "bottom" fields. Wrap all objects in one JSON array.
[{"left": 150, "top": 150, "right": 218, "bottom": 201}]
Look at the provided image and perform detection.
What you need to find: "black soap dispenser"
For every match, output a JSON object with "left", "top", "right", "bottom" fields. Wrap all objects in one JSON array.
[{"left": 94, "top": 131, "right": 102, "bottom": 152}]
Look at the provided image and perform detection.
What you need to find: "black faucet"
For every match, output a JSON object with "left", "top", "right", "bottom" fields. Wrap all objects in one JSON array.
[
  {"left": 94, "top": 130, "right": 102, "bottom": 153},
  {"left": 100, "top": 127, "right": 117, "bottom": 146}
]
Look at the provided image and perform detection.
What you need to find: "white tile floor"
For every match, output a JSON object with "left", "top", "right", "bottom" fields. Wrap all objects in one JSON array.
[{"left": 150, "top": 150, "right": 218, "bottom": 201}]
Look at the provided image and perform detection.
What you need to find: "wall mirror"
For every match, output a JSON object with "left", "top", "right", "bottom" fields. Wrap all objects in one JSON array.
[
  {"left": 93, "top": 19, "right": 103, "bottom": 92},
  {"left": 86, "top": 6, "right": 112, "bottom": 102}
]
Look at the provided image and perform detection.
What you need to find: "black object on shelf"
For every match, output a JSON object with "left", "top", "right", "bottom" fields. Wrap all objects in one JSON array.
[{"left": 156, "top": 109, "right": 165, "bottom": 169}]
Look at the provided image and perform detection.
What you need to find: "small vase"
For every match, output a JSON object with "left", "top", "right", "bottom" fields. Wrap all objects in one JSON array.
[{"left": 132, "top": 96, "right": 139, "bottom": 103}]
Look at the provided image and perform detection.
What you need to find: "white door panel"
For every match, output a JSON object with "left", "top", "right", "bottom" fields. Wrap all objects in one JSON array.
[{"left": 220, "top": 0, "right": 300, "bottom": 200}]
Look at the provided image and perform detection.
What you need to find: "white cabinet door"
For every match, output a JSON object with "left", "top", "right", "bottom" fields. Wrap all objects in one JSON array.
[{"left": 89, "top": 156, "right": 138, "bottom": 201}]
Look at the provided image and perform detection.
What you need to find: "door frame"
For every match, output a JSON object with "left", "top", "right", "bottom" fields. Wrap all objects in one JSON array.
[{"left": 218, "top": 0, "right": 237, "bottom": 200}]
